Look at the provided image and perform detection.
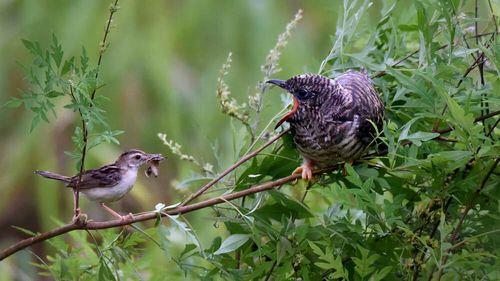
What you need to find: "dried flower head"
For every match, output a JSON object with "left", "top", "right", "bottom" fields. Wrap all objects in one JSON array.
[
  {"left": 216, "top": 52, "right": 250, "bottom": 125},
  {"left": 250, "top": 9, "right": 303, "bottom": 112},
  {"left": 158, "top": 133, "right": 213, "bottom": 174}
]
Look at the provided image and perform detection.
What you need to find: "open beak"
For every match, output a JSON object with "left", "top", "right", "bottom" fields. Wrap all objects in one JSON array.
[
  {"left": 275, "top": 96, "right": 298, "bottom": 129},
  {"left": 266, "top": 79, "right": 299, "bottom": 129}
]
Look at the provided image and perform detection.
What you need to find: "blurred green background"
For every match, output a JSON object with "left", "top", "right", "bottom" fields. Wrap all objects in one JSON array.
[
  {"left": 0, "top": 0, "right": 357, "bottom": 278},
  {"left": 1, "top": 0, "right": 497, "bottom": 279}
]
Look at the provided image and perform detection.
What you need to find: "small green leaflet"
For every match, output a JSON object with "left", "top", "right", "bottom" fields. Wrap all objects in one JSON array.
[{"left": 213, "top": 234, "right": 250, "bottom": 255}]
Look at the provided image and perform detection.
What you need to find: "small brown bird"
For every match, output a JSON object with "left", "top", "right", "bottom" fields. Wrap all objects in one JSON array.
[
  {"left": 35, "top": 149, "right": 165, "bottom": 220},
  {"left": 267, "top": 70, "right": 384, "bottom": 179}
]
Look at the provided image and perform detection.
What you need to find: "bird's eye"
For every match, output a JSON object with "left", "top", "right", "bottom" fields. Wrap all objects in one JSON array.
[
  {"left": 134, "top": 155, "right": 141, "bottom": 160},
  {"left": 296, "top": 89, "right": 310, "bottom": 100}
]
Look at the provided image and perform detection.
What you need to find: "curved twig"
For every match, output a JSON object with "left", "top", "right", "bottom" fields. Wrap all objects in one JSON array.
[
  {"left": 0, "top": 169, "right": 303, "bottom": 261},
  {"left": 2, "top": 111, "right": 499, "bottom": 261},
  {"left": 180, "top": 128, "right": 290, "bottom": 206}
]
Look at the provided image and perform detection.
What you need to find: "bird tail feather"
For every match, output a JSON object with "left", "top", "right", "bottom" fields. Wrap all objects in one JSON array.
[{"left": 35, "top": 170, "right": 71, "bottom": 183}]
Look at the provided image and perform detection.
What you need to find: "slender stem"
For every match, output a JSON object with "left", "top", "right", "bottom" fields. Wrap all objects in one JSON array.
[
  {"left": 371, "top": 44, "right": 449, "bottom": 79},
  {"left": 91, "top": 0, "right": 119, "bottom": 100},
  {"left": 433, "top": 33, "right": 496, "bottom": 131},
  {"left": 0, "top": 168, "right": 305, "bottom": 261},
  {"left": 71, "top": 0, "right": 119, "bottom": 218},
  {"left": 1, "top": 111, "right": 498, "bottom": 261},
  {"left": 434, "top": 158, "right": 499, "bottom": 280},
  {"left": 180, "top": 128, "right": 290, "bottom": 206},
  {"left": 69, "top": 85, "right": 87, "bottom": 217}
]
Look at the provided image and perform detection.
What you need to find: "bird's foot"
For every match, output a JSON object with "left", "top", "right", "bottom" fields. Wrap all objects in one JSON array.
[
  {"left": 121, "top": 213, "right": 134, "bottom": 222},
  {"left": 100, "top": 203, "right": 132, "bottom": 222},
  {"left": 292, "top": 162, "right": 314, "bottom": 180},
  {"left": 71, "top": 211, "right": 88, "bottom": 226},
  {"left": 72, "top": 207, "right": 81, "bottom": 219}
]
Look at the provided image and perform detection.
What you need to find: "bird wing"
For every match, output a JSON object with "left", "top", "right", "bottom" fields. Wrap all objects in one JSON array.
[
  {"left": 322, "top": 71, "right": 384, "bottom": 144},
  {"left": 67, "top": 164, "right": 122, "bottom": 189}
]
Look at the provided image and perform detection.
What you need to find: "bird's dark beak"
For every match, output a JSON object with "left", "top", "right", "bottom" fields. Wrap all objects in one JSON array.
[{"left": 266, "top": 79, "right": 287, "bottom": 89}]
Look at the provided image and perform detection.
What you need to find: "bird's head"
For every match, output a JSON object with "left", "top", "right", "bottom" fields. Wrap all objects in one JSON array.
[
  {"left": 116, "top": 149, "right": 165, "bottom": 169},
  {"left": 266, "top": 73, "right": 333, "bottom": 128}
]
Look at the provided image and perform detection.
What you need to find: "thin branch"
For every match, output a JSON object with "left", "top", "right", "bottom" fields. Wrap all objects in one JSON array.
[
  {"left": 180, "top": 128, "right": 290, "bottom": 206},
  {"left": 449, "top": 159, "right": 499, "bottom": 244},
  {"left": 413, "top": 110, "right": 499, "bottom": 279},
  {"left": 72, "top": 0, "right": 120, "bottom": 218},
  {"left": 433, "top": 33, "right": 496, "bottom": 131},
  {"left": 91, "top": 0, "right": 119, "bottom": 100},
  {"left": 371, "top": 44, "right": 449, "bottom": 79},
  {"left": 68, "top": 85, "right": 87, "bottom": 217},
  {"left": 0, "top": 168, "right": 304, "bottom": 261},
  {"left": 1, "top": 111, "right": 499, "bottom": 261},
  {"left": 434, "top": 158, "right": 499, "bottom": 281}
]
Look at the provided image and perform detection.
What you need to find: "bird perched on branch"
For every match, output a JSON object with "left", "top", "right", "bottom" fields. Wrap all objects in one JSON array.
[
  {"left": 35, "top": 149, "right": 165, "bottom": 220},
  {"left": 267, "top": 70, "right": 384, "bottom": 180}
]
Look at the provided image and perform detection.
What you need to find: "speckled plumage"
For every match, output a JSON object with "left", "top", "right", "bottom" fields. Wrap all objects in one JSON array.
[{"left": 271, "top": 71, "right": 384, "bottom": 168}]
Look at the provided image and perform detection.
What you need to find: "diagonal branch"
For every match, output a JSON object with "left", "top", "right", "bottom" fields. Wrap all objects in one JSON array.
[
  {"left": 0, "top": 170, "right": 303, "bottom": 261},
  {"left": 180, "top": 128, "right": 290, "bottom": 206},
  {"left": 2, "top": 111, "right": 499, "bottom": 261}
]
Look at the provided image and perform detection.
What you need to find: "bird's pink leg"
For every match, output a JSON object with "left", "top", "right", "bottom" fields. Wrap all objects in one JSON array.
[
  {"left": 292, "top": 160, "right": 314, "bottom": 180},
  {"left": 72, "top": 190, "right": 81, "bottom": 217},
  {"left": 100, "top": 203, "right": 133, "bottom": 221}
]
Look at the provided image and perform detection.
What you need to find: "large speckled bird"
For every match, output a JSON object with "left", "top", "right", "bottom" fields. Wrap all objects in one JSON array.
[{"left": 267, "top": 70, "right": 384, "bottom": 180}]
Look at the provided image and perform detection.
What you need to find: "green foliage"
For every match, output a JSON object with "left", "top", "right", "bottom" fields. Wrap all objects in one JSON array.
[
  {"left": 6, "top": 0, "right": 499, "bottom": 280},
  {"left": 9, "top": 33, "right": 122, "bottom": 169}
]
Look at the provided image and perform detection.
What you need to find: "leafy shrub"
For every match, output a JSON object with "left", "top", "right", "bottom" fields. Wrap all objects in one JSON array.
[{"left": 3, "top": 0, "right": 498, "bottom": 280}]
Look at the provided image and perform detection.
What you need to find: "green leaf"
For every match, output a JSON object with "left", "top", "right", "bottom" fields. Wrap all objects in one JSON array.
[
  {"left": 213, "top": 234, "right": 250, "bottom": 255},
  {"left": 386, "top": 68, "right": 429, "bottom": 101},
  {"left": 403, "top": 131, "right": 440, "bottom": 146},
  {"left": 179, "top": 243, "right": 198, "bottom": 260},
  {"left": 353, "top": 246, "right": 379, "bottom": 278},
  {"left": 277, "top": 237, "right": 292, "bottom": 264},
  {"left": 307, "top": 241, "right": 324, "bottom": 257},
  {"left": 167, "top": 214, "right": 200, "bottom": 248},
  {"left": 61, "top": 56, "right": 75, "bottom": 76},
  {"left": 50, "top": 33, "right": 63, "bottom": 68},
  {"left": 29, "top": 114, "right": 40, "bottom": 132},
  {"left": 46, "top": 91, "right": 64, "bottom": 98},
  {"left": 3, "top": 98, "right": 23, "bottom": 108},
  {"left": 21, "top": 39, "right": 41, "bottom": 56},
  {"left": 156, "top": 223, "right": 171, "bottom": 258},
  {"left": 11, "top": 225, "right": 37, "bottom": 236},
  {"left": 98, "top": 258, "right": 116, "bottom": 281},
  {"left": 372, "top": 266, "right": 393, "bottom": 281}
]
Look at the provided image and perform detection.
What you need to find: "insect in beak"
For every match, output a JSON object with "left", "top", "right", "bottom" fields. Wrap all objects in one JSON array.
[{"left": 145, "top": 154, "right": 166, "bottom": 177}]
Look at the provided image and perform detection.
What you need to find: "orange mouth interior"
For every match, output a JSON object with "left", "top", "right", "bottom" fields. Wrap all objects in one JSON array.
[{"left": 275, "top": 96, "right": 299, "bottom": 129}]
